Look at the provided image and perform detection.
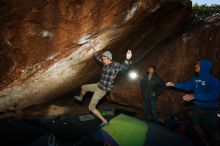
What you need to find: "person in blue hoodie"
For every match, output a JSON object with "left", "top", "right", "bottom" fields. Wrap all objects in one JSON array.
[{"left": 166, "top": 59, "right": 220, "bottom": 146}]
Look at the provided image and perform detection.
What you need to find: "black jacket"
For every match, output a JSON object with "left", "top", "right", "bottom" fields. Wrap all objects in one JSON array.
[{"left": 140, "top": 73, "right": 165, "bottom": 100}]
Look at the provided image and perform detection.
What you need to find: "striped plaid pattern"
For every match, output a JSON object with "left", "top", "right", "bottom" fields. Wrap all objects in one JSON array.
[{"left": 94, "top": 52, "right": 131, "bottom": 91}]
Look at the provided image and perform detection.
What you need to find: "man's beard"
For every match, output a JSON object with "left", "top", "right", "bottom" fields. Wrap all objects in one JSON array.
[{"left": 195, "top": 72, "right": 199, "bottom": 76}]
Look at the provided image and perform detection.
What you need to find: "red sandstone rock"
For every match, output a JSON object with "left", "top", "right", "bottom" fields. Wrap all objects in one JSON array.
[
  {"left": 0, "top": 0, "right": 196, "bottom": 113},
  {"left": 109, "top": 17, "right": 220, "bottom": 117}
]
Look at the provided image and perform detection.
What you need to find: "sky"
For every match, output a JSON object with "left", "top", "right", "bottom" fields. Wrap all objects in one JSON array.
[{"left": 192, "top": 0, "right": 220, "bottom": 5}]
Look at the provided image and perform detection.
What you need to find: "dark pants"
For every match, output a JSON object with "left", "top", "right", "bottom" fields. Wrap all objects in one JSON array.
[
  {"left": 143, "top": 98, "right": 158, "bottom": 122},
  {"left": 192, "top": 105, "right": 218, "bottom": 136}
]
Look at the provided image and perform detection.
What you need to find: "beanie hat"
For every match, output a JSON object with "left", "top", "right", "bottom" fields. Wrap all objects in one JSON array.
[{"left": 102, "top": 51, "right": 112, "bottom": 60}]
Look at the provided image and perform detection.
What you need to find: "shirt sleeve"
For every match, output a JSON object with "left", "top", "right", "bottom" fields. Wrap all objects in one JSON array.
[
  {"left": 140, "top": 75, "right": 146, "bottom": 90},
  {"left": 175, "top": 77, "right": 195, "bottom": 91},
  {"left": 93, "top": 52, "right": 103, "bottom": 65},
  {"left": 114, "top": 60, "right": 132, "bottom": 72},
  {"left": 154, "top": 77, "right": 165, "bottom": 96}
]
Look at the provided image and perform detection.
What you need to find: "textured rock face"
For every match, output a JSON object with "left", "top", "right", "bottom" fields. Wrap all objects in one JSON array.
[
  {"left": 0, "top": 0, "right": 194, "bottom": 112},
  {"left": 109, "top": 15, "right": 220, "bottom": 117},
  {"left": 0, "top": 0, "right": 136, "bottom": 88}
]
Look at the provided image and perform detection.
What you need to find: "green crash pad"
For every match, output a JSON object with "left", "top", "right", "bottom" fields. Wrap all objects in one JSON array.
[{"left": 103, "top": 114, "right": 148, "bottom": 146}]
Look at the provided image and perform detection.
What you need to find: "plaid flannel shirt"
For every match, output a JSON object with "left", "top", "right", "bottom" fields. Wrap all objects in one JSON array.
[{"left": 94, "top": 52, "right": 132, "bottom": 91}]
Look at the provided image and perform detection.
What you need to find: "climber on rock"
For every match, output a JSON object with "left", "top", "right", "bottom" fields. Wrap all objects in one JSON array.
[{"left": 74, "top": 50, "right": 132, "bottom": 127}]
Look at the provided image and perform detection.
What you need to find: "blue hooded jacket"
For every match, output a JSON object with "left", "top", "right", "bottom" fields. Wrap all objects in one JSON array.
[{"left": 175, "top": 59, "right": 220, "bottom": 109}]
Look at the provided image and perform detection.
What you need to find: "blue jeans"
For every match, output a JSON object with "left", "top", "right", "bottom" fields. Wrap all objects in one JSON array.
[{"left": 143, "top": 98, "right": 158, "bottom": 122}]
